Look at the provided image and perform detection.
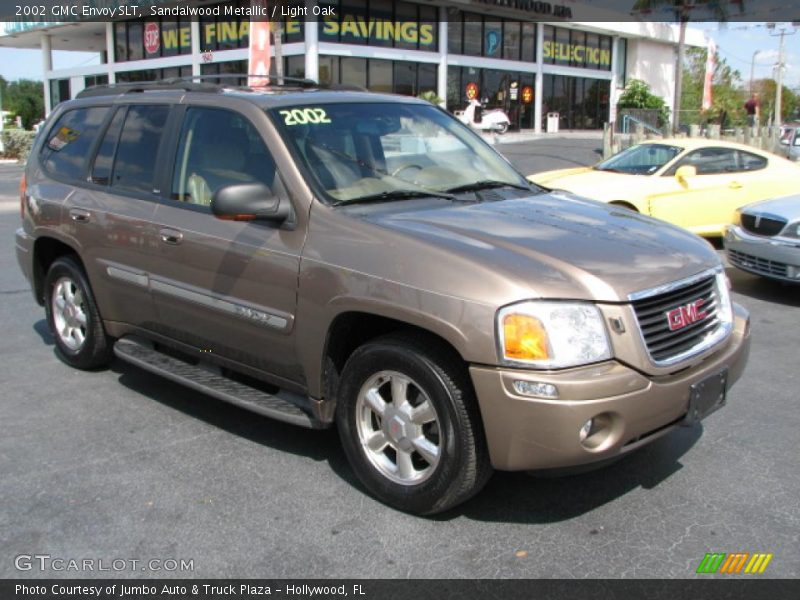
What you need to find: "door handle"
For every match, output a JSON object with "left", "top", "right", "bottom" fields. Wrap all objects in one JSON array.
[
  {"left": 729, "top": 181, "right": 742, "bottom": 189},
  {"left": 159, "top": 228, "right": 183, "bottom": 245},
  {"left": 69, "top": 208, "right": 91, "bottom": 223}
]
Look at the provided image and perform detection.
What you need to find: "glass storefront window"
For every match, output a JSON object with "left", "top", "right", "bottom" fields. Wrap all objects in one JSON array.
[
  {"left": 543, "top": 74, "right": 610, "bottom": 129},
  {"left": 342, "top": 57, "right": 368, "bottom": 88},
  {"left": 463, "top": 13, "right": 482, "bottom": 56},
  {"left": 368, "top": 59, "right": 393, "bottom": 93},
  {"left": 447, "top": 9, "right": 462, "bottom": 55},
  {"left": 543, "top": 25, "right": 612, "bottom": 71},
  {"left": 484, "top": 21, "right": 502, "bottom": 58},
  {"left": 521, "top": 22, "right": 535, "bottom": 62},
  {"left": 127, "top": 22, "right": 144, "bottom": 61},
  {"left": 503, "top": 21, "right": 521, "bottom": 61}
]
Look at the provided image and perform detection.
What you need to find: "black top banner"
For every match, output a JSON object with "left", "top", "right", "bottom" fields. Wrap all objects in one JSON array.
[
  {"left": 2, "top": 579, "right": 800, "bottom": 600},
  {"left": 1, "top": 0, "right": 800, "bottom": 23}
]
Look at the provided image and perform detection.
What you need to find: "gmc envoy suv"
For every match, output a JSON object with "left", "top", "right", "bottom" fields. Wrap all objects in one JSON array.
[{"left": 16, "top": 79, "right": 750, "bottom": 514}]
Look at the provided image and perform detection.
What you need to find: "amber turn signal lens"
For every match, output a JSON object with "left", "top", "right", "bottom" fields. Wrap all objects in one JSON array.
[{"left": 503, "top": 313, "right": 550, "bottom": 361}]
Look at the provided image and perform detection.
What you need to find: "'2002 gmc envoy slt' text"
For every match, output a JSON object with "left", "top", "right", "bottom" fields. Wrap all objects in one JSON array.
[{"left": 16, "top": 80, "right": 750, "bottom": 514}]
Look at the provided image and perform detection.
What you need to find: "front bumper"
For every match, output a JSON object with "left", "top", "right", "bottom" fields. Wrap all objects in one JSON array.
[
  {"left": 470, "top": 304, "right": 750, "bottom": 471},
  {"left": 723, "top": 224, "right": 800, "bottom": 283}
]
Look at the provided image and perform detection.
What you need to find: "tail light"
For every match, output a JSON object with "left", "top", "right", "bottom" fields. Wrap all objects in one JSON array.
[{"left": 19, "top": 172, "right": 27, "bottom": 220}]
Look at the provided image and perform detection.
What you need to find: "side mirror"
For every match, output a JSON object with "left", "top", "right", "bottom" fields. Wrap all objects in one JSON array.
[
  {"left": 211, "top": 183, "right": 290, "bottom": 223},
  {"left": 675, "top": 165, "right": 697, "bottom": 184},
  {"left": 793, "top": 135, "right": 800, "bottom": 147}
]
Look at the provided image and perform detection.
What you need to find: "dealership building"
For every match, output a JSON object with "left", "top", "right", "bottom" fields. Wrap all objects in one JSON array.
[{"left": 0, "top": 0, "right": 705, "bottom": 133}]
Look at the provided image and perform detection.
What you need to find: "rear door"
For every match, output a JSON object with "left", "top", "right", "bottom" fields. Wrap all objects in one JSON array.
[
  {"left": 41, "top": 103, "right": 172, "bottom": 330},
  {"left": 148, "top": 103, "right": 305, "bottom": 386}
]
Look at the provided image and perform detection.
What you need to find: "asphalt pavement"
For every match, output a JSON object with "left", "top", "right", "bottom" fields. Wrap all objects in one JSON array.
[{"left": 1, "top": 140, "right": 798, "bottom": 579}]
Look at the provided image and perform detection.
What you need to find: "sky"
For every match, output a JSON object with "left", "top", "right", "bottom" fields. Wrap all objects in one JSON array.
[{"left": 0, "top": 21, "right": 798, "bottom": 89}]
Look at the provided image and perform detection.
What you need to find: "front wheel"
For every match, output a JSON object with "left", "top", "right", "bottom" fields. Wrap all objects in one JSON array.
[
  {"left": 336, "top": 334, "right": 492, "bottom": 515},
  {"left": 495, "top": 122, "right": 509, "bottom": 134},
  {"left": 44, "top": 256, "right": 112, "bottom": 370}
]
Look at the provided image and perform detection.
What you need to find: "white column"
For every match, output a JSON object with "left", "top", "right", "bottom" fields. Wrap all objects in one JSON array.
[
  {"left": 70, "top": 76, "right": 86, "bottom": 99},
  {"left": 609, "top": 36, "right": 619, "bottom": 126},
  {"left": 437, "top": 13, "right": 448, "bottom": 107},
  {"left": 534, "top": 23, "right": 544, "bottom": 134},
  {"left": 191, "top": 20, "right": 201, "bottom": 76},
  {"left": 304, "top": 20, "right": 319, "bottom": 82},
  {"left": 105, "top": 22, "right": 116, "bottom": 84},
  {"left": 42, "top": 33, "right": 53, "bottom": 114}
]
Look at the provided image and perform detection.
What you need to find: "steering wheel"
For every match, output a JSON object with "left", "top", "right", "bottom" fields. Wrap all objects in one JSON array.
[{"left": 391, "top": 163, "right": 424, "bottom": 178}]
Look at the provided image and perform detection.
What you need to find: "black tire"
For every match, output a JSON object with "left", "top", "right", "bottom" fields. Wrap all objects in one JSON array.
[
  {"left": 336, "top": 333, "right": 492, "bottom": 515},
  {"left": 496, "top": 122, "right": 509, "bottom": 134},
  {"left": 43, "top": 255, "right": 112, "bottom": 370}
]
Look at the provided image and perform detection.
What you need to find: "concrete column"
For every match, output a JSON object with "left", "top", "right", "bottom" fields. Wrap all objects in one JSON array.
[
  {"left": 609, "top": 36, "right": 619, "bottom": 126},
  {"left": 534, "top": 23, "right": 544, "bottom": 134},
  {"left": 105, "top": 22, "right": 116, "bottom": 84},
  {"left": 437, "top": 13, "right": 448, "bottom": 107},
  {"left": 41, "top": 33, "right": 53, "bottom": 114},
  {"left": 304, "top": 20, "right": 319, "bottom": 82},
  {"left": 70, "top": 76, "right": 86, "bottom": 99},
  {"left": 191, "top": 20, "right": 201, "bottom": 76}
]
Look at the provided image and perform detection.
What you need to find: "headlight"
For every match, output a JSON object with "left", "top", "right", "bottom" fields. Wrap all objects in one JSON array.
[
  {"left": 732, "top": 209, "right": 742, "bottom": 227},
  {"left": 497, "top": 301, "right": 612, "bottom": 369},
  {"left": 715, "top": 271, "right": 734, "bottom": 327},
  {"left": 782, "top": 221, "right": 800, "bottom": 239}
]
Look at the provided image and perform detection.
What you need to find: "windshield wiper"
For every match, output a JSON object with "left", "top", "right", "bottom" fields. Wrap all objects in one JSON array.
[
  {"left": 333, "top": 189, "right": 455, "bottom": 206},
  {"left": 444, "top": 179, "right": 532, "bottom": 194}
]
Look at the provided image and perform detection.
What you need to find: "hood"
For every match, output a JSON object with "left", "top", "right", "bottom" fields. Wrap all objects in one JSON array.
[
  {"left": 361, "top": 192, "right": 720, "bottom": 303},
  {"left": 741, "top": 194, "right": 800, "bottom": 221},
  {"left": 528, "top": 167, "right": 639, "bottom": 201}
]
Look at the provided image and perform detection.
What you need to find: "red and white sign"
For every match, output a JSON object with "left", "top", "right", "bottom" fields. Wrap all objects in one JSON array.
[
  {"left": 144, "top": 22, "right": 160, "bottom": 56},
  {"left": 702, "top": 39, "right": 716, "bottom": 111},
  {"left": 248, "top": 0, "right": 271, "bottom": 88},
  {"left": 666, "top": 299, "right": 708, "bottom": 332}
]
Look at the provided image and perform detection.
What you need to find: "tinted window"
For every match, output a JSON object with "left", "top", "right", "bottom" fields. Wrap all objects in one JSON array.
[
  {"left": 90, "top": 107, "right": 125, "bottom": 185},
  {"left": 676, "top": 148, "right": 738, "bottom": 175},
  {"left": 41, "top": 107, "right": 110, "bottom": 180},
  {"left": 112, "top": 105, "right": 170, "bottom": 194},
  {"left": 171, "top": 107, "right": 277, "bottom": 206},
  {"left": 738, "top": 150, "right": 767, "bottom": 171}
]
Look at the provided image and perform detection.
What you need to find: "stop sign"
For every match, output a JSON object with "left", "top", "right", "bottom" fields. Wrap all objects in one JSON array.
[{"left": 144, "top": 22, "right": 160, "bottom": 55}]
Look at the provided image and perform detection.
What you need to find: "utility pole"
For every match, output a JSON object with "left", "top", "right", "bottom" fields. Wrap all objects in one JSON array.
[
  {"left": 673, "top": 15, "right": 688, "bottom": 134},
  {"left": 767, "top": 22, "right": 797, "bottom": 131}
]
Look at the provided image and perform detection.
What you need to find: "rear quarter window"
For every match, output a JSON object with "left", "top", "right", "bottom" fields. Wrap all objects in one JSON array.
[
  {"left": 40, "top": 106, "right": 110, "bottom": 180},
  {"left": 738, "top": 150, "right": 768, "bottom": 171}
]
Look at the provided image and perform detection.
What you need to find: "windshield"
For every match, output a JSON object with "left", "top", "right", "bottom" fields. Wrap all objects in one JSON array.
[
  {"left": 269, "top": 102, "right": 530, "bottom": 204},
  {"left": 595, "top": 143, "right": 683, "bottom": 175}
]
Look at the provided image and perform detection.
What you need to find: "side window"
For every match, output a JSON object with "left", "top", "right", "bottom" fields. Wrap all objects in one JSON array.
[
  {"left": 40, "top": 106, "right": 110, "bottom": 180},
  {"left": 90, "top": 107, "right": 126, "bottom": 185},
  {"left": 112, "top": 105, "right": 171, "bottom": 194},
  {"left": 738, "top": 150, "right": 767, "bottom": 171},
  {"left": 171, "top": 107, "right": 277, "bottom": 206},
  {"left": 672, "top": 147, "right": 738, "bottom": 175}
]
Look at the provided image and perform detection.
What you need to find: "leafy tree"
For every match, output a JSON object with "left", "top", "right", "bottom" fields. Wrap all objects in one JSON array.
[
  {"left": 3, "top": 79, "right": 45, "bottom": 130},
  {"left": 753, "top": 78, "right": 799, "bottom": 124},
  {"left": 617, "top": 79, "right": 670, "bottom": 127}
]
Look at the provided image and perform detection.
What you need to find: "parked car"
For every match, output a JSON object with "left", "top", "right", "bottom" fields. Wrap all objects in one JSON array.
[
  {"left": 16, "top": 80, "right": 750, "bottom": 514},
  {"left": 529, "top": 138, "right": 800, "bottom": 237},
  {"left": 776, "top": 123, "right": 800, "bottom": 162},
  {"left": 724, "top": 194, "right": 800, "bottom": 283}
]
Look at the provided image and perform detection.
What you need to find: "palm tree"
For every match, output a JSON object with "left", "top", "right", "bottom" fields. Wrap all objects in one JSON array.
[{"left": 632, "top": 1, "right": 743, "bottom": 133}]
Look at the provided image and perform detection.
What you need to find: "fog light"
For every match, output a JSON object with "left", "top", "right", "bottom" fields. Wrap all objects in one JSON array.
[
  {"left": 512, "top": 380, "right": 558, "bottom": 399},
  {"left": 579, "top": 419, "right": 595, "bottom": 442}
]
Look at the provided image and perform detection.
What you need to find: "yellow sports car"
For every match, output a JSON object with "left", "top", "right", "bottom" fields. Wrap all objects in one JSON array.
[{"left": 529, "top": 138, "right": 800, "bottom": 236}]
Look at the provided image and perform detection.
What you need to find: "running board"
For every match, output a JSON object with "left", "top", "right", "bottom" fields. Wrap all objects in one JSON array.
[{"left": 113, "top": 336, "right": 324, "bottom": 429}]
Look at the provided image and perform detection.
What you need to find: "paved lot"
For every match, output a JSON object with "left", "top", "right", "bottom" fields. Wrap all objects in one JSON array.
[{"left": 1, "top": 142, "right": 798, "bottom": 579}]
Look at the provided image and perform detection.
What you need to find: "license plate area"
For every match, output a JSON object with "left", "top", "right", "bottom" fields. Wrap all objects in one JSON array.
[{"left": 683, "top": 369, "right": 728, "bottom": 426}]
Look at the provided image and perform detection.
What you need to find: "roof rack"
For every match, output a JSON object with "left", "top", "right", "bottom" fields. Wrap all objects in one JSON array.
[{"left": 76, "top": 74, "right": 320, "bottom": 99}]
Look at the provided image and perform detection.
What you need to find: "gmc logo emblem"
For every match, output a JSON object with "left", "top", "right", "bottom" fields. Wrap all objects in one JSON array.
[{"left": 666, "top": 299, "right": 708, "bottom": 331}]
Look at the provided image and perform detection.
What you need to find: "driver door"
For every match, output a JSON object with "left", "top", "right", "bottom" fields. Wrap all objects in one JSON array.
[{"left": 648, "top": 147, "right": 747, "bottom": 235}]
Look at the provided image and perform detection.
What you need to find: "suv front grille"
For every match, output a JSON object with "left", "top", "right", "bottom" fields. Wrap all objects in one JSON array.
[
  {"left": 631, "top": 274, "right": 723, "bottom": 365},
  {"left": 741, "top": 213, "right": 787, "bottom": 237}
]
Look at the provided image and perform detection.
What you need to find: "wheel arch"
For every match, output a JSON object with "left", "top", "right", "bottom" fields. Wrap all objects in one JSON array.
[
  {"left": 608, "top": 200, "right": 640, "bottom": 213},
  {"left": 32, "top": 236, "right": 83, "bottom": 306}
]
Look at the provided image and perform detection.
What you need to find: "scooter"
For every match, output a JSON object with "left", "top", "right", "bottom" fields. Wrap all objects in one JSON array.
[{"left": 457, "top": 99, "right": 511, "bottom": 134}]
